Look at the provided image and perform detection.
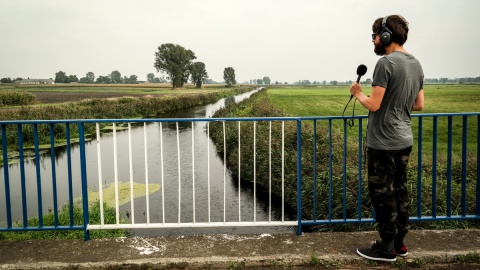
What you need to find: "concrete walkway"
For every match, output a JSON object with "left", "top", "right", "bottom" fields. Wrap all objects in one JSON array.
[{"left": 0, "top": 229, "right": 480, "bottom": 269}]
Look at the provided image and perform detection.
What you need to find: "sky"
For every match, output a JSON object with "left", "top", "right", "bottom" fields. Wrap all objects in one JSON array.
[{"left": 1, "top": 0, "right": 479, "bottom": 84}]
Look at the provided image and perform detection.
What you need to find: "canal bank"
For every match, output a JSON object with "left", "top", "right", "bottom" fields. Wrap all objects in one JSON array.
[{"left": 1, "top": 229, "right": 479, "bottom": 269}]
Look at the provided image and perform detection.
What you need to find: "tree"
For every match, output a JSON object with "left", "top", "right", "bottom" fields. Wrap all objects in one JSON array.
[
  {"left": 189, "top": 62, "right": 208, "bottom": 88},
  {"left": 96, "top": 75, "right": 111, "bottom": 84},
  {"left": 147, "top": 73, "right": 155, "bottom": 83},
  {"left": 124, "top": 75, "right": 138, "bottom": 84},
  {"left": 79, "top": 72, "right": 95, "bottom": 84},
  {"left": 263, "top": 76, "right": 271, "bottom": 85},
  {"left": 223, "top": 67, "right": 236, "bottom": 86},
  {"left": 0, "top": 77, "right": 13, "bottom": 83},
  {"left": 256, "top": 79, "right": 263, "bottom": 85},
  {"left": 54, "top": 71, "right": 70, "bottom": 83},
  {"left": 86, "top": 72, "right": 95, "bottom": 83},
  {"left": 110, "top": 70, "right": 123, "bottom": 84},
  {"left": 154, "top": 43, "right": 196, "bottom": 88},
  {"left": 68, "top": 75, "right": 78, "bottom": 83}
]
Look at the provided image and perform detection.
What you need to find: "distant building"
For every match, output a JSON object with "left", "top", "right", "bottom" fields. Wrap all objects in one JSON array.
[{"left": 15, "top": 79, "right": 54, "bottom": 85}]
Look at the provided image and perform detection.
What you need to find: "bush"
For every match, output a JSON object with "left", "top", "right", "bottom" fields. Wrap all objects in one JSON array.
[{"left": 0, "top": 91, "right": 36, "bottom": 106}]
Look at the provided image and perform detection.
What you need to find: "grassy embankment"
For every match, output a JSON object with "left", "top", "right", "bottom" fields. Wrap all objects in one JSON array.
[
  {"left": 209, "top": 84, "right": 479, "bottom": 231},
  {"left": 0, "top": 84, "right": 254, "bottom": 240}
]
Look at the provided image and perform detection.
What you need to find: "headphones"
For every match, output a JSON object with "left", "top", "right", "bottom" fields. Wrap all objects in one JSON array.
[{"left": 380, "top": 16, "right": 393, "bottom": 46}]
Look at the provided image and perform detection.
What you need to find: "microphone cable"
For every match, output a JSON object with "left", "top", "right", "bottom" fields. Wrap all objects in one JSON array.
[{"left": 342, "top": 96, "right": 357, "bottom": 127}]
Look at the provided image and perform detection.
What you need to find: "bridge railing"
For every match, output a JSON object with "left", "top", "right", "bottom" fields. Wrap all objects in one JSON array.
[
  {"left": 297, "top": 113, "right": 480, "bottom": 235},
  {"left": 0, "top": 113, "right": 479, "bottom": 240}
]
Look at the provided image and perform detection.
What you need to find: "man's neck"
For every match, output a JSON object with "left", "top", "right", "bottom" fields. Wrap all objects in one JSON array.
[{"left": 385, "top": 43, "right": 407, "bottom": 55}]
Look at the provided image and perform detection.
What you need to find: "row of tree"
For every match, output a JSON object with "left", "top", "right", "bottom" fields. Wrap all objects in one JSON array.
[
  {"left": 249, "top": 77, "right": 271, "bottom": 85},
  {"left": 153, "top": 43, "right": 238, "bottom": 88},
  {"left": 154, "top": 43, "right": 208, "bottom": 88},
  {"left": 55, "top": 70, "right": 149, "bottom": 84}
]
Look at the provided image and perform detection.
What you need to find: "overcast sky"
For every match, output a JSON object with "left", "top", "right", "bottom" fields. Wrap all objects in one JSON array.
[{"left": 1, "top": 0, "right": 479, "bottom": 83}]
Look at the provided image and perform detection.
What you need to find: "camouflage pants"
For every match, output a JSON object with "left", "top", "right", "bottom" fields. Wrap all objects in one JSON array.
[{"left": 367, "top": 146, "right": 412, "bottom": 243}]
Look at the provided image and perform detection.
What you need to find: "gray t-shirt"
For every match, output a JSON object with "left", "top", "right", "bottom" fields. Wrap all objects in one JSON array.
[{"left": 367, "top": 51, "right": 424, "bottom": 150}]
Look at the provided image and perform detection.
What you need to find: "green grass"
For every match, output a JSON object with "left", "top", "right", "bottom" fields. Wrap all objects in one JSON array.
[
  {"left": 267, "top": 84, "right": 480, "bottom": 116},
  {"left": 267, "top": 84, "right": 480, "bottom": 159},
  {"left": 0, "top": 200, "right": 128, "bottom": 241}
]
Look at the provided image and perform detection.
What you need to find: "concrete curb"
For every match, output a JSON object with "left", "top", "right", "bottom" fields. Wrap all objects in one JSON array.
[{"left": 1, "top": 229, "right": 479, "bottom": 269}]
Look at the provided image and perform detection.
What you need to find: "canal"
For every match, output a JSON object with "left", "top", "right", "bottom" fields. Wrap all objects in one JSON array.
[{"left": 0, "top": 88, "right": 295, "bottom": 236}]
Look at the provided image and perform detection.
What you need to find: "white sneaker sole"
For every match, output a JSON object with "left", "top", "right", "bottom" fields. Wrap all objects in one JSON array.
[{"left": 356, "top": 249, "right": 397, "bottom": 262}]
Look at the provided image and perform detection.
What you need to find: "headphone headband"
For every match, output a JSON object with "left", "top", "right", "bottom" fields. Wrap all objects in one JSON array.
[
  {"left": 382, "top": 15, "right": 389, "bottom": 29},
  {"left": 380, "top": 15, "right": 393, "bottom": 45}
]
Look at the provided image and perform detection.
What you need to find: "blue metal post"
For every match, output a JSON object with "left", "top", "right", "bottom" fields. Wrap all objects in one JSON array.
[
  {"left": 342, "top": 120, "right": 347, "bottom": 220},
  {"left": 328, "top": 119, "right": 333, "bottom": 221},
  {"left": 297, "top": 120, "right": 302, "bottom": 235},
  {"left": 66, "top": 123, "right": 74, "bottom": 227},
  {"left": 313, "top": 120, "right": 317, "bottom": 221},
  {"left": 357, "top": 118, "right": 363, "bottom": 220},
  {"left": 1, "top": 124, "right": 12, "bottom": 228},
  {"left": 447, "top": 116, "right": 452, "bottom": 217},
  {"left": 461, "top": 116, "right": 467, "bottom": 216},
  {"left": 17, "top": 124, "right": 28, "bottom": 227},
  {"left": 78, "top": 122, "right": 90, "bottom": 240},
  {"left": 476, "top": 115, "right": 480, "bottom": 216},
  {"left": 49, "top": 124, "right": 59, "bottom": 226},
  {"left": 417, "top": 117, "right": 423, "bottom": 218},
  {"left": 33, "top": 124, "right": 43, "bottom": 227},
  {"left": 432, "top": 117, "right": 437, "bottom": 217}
]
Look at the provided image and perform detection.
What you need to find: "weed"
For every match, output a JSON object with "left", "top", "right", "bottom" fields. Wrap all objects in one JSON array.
[
  {"left": 228, "top": 261, "right": 245, "bottom": 270},
  {"left": 309, "top": 252, "right": 319, "bottom": 266},
  {"left": 454, "top": 252, "right": 480, "bottom": 263},
  {"left": 394, "top": 258, "right": 407, "bottom": 268}
]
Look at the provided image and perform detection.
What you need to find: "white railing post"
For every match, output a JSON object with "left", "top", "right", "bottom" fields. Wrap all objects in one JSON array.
[{"left": 96, "top": 123, "right": 104, "bottom": 225}]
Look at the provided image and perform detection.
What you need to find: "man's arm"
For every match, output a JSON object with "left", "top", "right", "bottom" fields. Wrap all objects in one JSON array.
[
  {"left": 412, "top": 89, "right": 424, "bottom": 111},
  {"left": 350, "top": 82, "right": 385, "bottom": 112}
]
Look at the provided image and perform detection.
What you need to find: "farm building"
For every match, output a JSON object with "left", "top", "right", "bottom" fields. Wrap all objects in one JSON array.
[{"left": 15, "top": 79, "right": 54, "bottom": 84}]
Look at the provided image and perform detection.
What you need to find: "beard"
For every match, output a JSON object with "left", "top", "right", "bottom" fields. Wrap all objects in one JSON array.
[{"left": 374, "top": 43, "right": 386, "bottom": 56}]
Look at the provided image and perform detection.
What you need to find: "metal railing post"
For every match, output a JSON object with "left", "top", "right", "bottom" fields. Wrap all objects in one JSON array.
[
  {"left": 477, "top": 115, "right": 480, "bottom": 217},
  {"left": 78, "top": 122, "right": 90, "bottom": 240},
  {"left": 296, "top": 119, "right": 303, "bottom": 235},
  {"left": 1, "top": 124, "right": 12, "bottom": 229}
]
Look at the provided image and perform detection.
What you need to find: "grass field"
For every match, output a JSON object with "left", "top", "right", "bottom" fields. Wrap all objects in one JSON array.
[
  {"left": 267, "top": 84, "right": 480, "bottom": 155},
  {"left": 266, "top": 84, "right": 480, "bottom": 116}
]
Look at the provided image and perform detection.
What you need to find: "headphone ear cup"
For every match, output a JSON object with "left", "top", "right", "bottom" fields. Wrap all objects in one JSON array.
[{"left": 380, "top": 29, "right": 392, "bottom": 45}]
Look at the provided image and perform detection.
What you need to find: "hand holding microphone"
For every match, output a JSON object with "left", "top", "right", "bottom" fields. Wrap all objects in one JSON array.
[
  {"left": 350, "top": 64, "right": 367, "bottom": 99},
  {"left": 344, "top": 64, "right": 367, "bottom": 127}
]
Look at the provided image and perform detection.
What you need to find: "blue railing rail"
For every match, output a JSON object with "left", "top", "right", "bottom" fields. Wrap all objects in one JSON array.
[{"left": 0, "top": 112, "right": 479, "bottom": 240}]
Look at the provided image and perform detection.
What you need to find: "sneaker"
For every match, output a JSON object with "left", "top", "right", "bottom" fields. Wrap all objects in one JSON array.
[
  {"left": 395, "top": 244, "right": 408, "bottom": 257},
  {"left": 357, "top": 241, "right": 397, "bottom": 262}
]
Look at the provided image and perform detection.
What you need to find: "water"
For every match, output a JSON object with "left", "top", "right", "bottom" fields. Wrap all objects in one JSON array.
[{"left": 0, "top": 88, "right": 295, "bottom": 236}]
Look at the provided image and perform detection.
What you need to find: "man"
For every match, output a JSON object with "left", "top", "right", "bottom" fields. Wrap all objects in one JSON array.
[{"left": 350, "top": 15, "right": 424, "bottom": 262}]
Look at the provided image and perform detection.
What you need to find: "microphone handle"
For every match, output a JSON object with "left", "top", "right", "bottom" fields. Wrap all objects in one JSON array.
[{"left": 351, "top": 75, "right": 362, "bottom": 99}]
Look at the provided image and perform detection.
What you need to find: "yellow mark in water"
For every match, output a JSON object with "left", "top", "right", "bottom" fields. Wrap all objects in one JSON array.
[{"left": 77, "top": 182, "right": 160, "bottom": 207}]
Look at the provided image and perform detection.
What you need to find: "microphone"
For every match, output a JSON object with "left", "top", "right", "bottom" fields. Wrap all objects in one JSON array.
[
  {"left": 351, "top": 64, "right": 367, "bottom": 99},
  {"left": 356, "top": 64, "right": 367, "bottom": 83}
]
